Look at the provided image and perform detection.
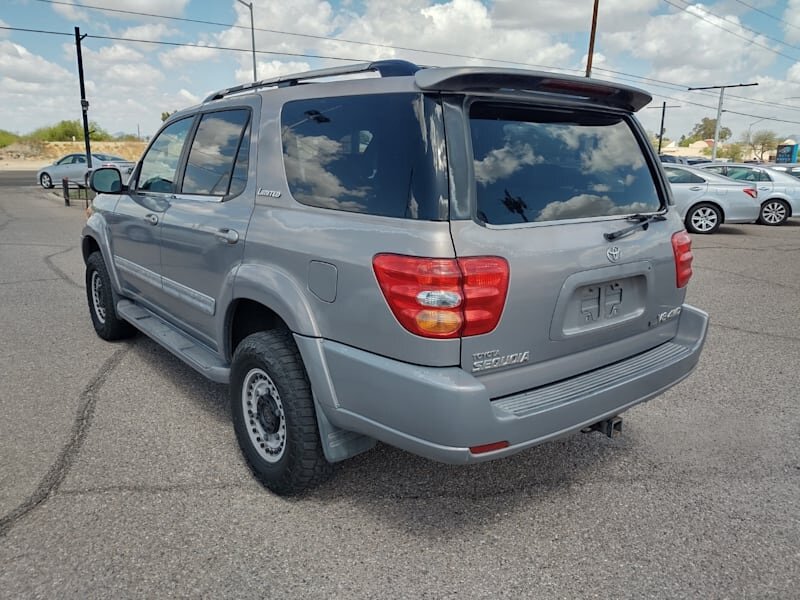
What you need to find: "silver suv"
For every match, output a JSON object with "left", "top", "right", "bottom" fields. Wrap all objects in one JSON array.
[{"left": 83, "top": 60, "right": 708, "bottom": 495}]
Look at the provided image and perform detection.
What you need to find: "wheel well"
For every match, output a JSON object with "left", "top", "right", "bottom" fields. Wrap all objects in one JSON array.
[
  {"left": 82, "top": 236, "right": 100, "bottom": 264},
  {"left": 227, "top": 299, "right": 287, "bottom": 360}
]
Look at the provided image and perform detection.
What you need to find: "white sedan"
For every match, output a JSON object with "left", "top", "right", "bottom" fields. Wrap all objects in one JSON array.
[
  {"left": 664, "top": 165, "right": 761, "bottom": 234},
  {"left": 37, "top": 153, "right": 135, "bottom": 189}
]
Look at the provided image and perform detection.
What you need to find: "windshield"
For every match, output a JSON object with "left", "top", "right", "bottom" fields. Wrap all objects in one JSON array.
[{"left": 469, "top": 103, "right": 662, "bottom": 225}]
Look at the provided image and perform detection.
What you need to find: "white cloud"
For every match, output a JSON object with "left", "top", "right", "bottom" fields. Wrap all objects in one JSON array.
[
  {"left": 121, "top": 23, "right": 179, "bottom": 43},
  {"left": 784, "top": 0, "right": 800, "bottom": 44},
  {"left": 178, "top": 88, "right": 200, "bottom": 105},
  {"left": 0, "top": 19, "right": 9, "bottom": 39},
  {"left": 0, "top": 41, "right": 72, "bottom": 84},
  {"left": 235, "top": 59, "right": 311, "bottom": 84},
  {"left": 159, "top": 44, "right": 220, "bottom": 69}
]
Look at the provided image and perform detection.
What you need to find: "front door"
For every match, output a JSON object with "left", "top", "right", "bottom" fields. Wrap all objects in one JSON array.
[{"left": 107, "top": 116, "right": 195, "bottom": 311}]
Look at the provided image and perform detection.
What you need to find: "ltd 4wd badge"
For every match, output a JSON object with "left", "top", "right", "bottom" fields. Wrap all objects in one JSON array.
[{"left": 472, "top": 349, "right": 530, "bottom": 372}]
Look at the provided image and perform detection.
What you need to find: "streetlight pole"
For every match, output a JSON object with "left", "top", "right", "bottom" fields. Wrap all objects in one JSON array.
[
  {"left": 236, "top": 0, "right": 257, "bottom": 82},
  {"left": 687, "top": 82, "right": 759, "bottom": 161}
]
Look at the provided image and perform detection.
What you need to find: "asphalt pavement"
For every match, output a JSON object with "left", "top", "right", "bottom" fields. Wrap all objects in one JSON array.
[
  {"left": 1, "top": 174, "right": 798, "bottom": 598},
  {"left": 0, "top": 170, "right": 39, "bottom": 188}
]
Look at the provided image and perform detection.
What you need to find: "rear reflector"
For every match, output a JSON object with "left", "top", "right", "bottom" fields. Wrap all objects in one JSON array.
[
  {"left": 743, "top": 188, "right": 757, "bottom": 199},
  {"left": 469, "top": 441, "right": 510, "bottom": 455},
  {"left": 671, "top": 231, "right": 693, "bottom": 288}
]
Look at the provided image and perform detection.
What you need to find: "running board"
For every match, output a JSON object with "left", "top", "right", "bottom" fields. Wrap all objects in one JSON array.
[{"left": 116, "top": 299, "right": 230, "bottom": 384}]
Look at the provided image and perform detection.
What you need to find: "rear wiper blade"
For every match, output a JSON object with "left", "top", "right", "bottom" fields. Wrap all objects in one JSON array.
[{"left": 603, "top": 213, "right": 667, "bottom": 241}]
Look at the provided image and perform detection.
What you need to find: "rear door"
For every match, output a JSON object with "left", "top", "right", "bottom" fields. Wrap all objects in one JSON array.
[
  {"left": 447, "top": 100, "right": 686, "bottom": 397},
  {"left": 664, "top": 166, "right": 709, "bottom": 218}
]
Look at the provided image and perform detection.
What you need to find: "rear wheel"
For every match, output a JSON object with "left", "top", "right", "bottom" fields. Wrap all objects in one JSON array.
[
  {"left": 759, "top": 199, "right": 789, "bottom": 226},
  {"left": 230, "top": 330, "right": 332, "bottom": 495},
  {"left": 40, "top": 173, "right": 53, "bottom": 189},
  {"left": 685, "top": 203, "right": 721, "bottom": 234}
]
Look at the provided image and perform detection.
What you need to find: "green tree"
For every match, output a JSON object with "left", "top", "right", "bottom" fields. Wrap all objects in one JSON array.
[
  {"left": 26, "top": 119, "right": 111, "bottom": 142},
  {"left": 742, "top": 129, "right": 778, "bottom": 161},
  {"left": 716, "top": 142, "right": 744, "bottom": 162},
  {"left": 686, "top": 117, "right": 732, "bottom": 143},
  {"left": 161, "top": 110, "right": 177, "bottom": 122},
  {"left": 0, "top": 129, "right": 19, "bottom": 148}
]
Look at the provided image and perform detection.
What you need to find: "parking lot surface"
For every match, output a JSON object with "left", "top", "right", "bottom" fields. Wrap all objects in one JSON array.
[{"left": 1, "top": 180, "right": 798, "bottom": 598}]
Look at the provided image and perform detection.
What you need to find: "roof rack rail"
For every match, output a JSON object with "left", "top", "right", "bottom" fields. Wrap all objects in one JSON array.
[{"left": 203, "top": 59, "right": 421, "bottom": 103}]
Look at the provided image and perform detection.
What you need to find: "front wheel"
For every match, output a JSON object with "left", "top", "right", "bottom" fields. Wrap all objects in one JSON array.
[
  {"left": 231, "top": 330, "right": 332, "bottom": 495},
  {"left": 85, "top": 252, "right": 135, "bottom": 341},
  {"left": 685, "top": 203, "right": 721, "bottom": 234},
  {"left": 759, "top": 199, "right": 789, "bottom": 226},
  {"left": 40, "top": 173, "right": 53, "bottom": 189}
]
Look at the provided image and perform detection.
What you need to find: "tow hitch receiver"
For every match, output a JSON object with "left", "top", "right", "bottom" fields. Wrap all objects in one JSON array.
[{"left": 582, "top": 416, "right": 623, "bottom": 438}]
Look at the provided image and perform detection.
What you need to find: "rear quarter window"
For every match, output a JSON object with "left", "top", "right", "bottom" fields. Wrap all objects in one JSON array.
[
  {"left": 469, "top": 103, "right": 662, "bottom": 225},
  {"left": 281, "top": 93, "right": 447, "bottom": 220}
]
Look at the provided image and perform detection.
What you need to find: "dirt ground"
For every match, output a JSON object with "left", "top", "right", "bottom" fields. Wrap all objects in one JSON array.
[{"left": 0, "top": 141, "right": 146, "bottom": 170}]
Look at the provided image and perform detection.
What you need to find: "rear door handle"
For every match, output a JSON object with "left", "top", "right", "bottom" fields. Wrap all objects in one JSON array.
[
  {"left": 758, "top": 187, "right": 769, "bottom": 191},
  {"left": 144, "top": 213, "right": 158, "bottom": 225},
  {"left": 215, "top": 228, "right": 239, "bottom": 244},
  {"left": 689, "top": 186, "right": 703, "bottom": 191}
]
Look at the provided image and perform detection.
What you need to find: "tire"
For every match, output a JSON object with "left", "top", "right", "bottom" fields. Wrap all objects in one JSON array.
[
  {"left": 758, "top": 199, "right": 789, "bottom": 226},
  {"left": 231, "top": 330, "right": 332, "bottom": 495},
  {"left": 85, "top": 252, "right": 136, "bottom": 341},
  {"left": 40, "top": 173, "right": 53, "bottom": 189},
  {"left": 685, "top": 202, "right": 721, "bottom": 234}
]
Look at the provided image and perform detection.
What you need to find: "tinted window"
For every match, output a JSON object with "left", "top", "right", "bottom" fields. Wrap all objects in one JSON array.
[
  {"left": 182, "top": 109, "right": 250, "bottom": 196},
  {"left": 228, "top": 122, "right": 251, "bottom": 197},
  {"left": 469, "top": 104, "right": 661, "bottom": 224},
  {"left": 703, "top": 166, "right": 726, "bottom": 175},
  {"left": 665, "top": 167, "right": 705, "bottom": 184},
  {"left": 281, "top": 94, "right": 447, "bottom": 219},
  {"left": 726, "top": 167, "right": 759, "bottom": 182},
  {"left": 139, "top": 117, "right": 193, "bottom": 193}
]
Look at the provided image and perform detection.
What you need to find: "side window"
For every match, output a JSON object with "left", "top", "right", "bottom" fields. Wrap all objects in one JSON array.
[
  {"left": 281, "top": 94, "right": 447, "bottom": 220},
  {"left": 57, "top": 156, "right": 74, "bottom": 165},
  {"left": 138, "top": 117, "right": 193, "bottom": 193},
  {"left": 228, "top": 122, "right": 251, "bottom": 197},
  {"left": 704, "top": 166, "right": 725, "bottom": 175},
  {"left": 181, "top": 109, "right": 250, "bottom": 196},
  {"left": 727, "top": 167, "right": 755, "bottom": 181},
  {"left": 757, "top": 169, "right": 772, "bottom": 182},
  {"left": 75, "top": 155, "right": 86, "bottom": 164},
  {"left": 665, "top": 168, "right": 703, "bottom": 184}
]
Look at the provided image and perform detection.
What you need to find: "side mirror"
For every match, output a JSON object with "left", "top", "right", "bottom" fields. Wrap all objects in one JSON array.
[{"left": 90, "top": 167, "right": 124, "bottom": 194}]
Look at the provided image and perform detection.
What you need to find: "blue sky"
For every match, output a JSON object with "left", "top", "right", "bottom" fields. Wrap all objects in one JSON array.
[{"left": 3, "top": 0, "right": 800, "bottom": 141}]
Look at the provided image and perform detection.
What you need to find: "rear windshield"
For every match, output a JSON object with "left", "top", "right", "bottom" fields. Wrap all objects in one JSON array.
[{"left": 469, "top": 103, "right": 661, "bottom": 225}]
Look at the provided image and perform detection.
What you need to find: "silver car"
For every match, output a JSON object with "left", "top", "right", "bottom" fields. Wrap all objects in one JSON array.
[
  {"left": 696, "top": 162, "right": 799, "bottom": 225},
  {"left": 664, "top": 165, "right": 760, "bottom": 234},
  {"left": 37, "top": 153, "right": 136, "bottom": 189}
]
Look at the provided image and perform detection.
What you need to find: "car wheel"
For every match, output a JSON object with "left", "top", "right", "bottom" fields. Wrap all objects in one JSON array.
[
  {"left": 40, "top": 173, "right": 53, "bottom": 189},
  {"left": 231, "top": 330, "right": 332, "bottom": 495},
  {"left": 85, "top": 252, "right": 136, "bottom": 341},
  {"left": 685, "top": 203, "right": 721, "bottom": 234},
  {"left": 758, "top": 200, "right": 789, "bottom": 226}
]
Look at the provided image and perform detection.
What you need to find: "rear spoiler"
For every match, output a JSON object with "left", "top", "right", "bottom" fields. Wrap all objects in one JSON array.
[{"left": 415, "top": 67, "right": 652, "bottom": 112}]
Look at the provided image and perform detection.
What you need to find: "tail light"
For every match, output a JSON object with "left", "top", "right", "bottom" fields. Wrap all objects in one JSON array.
[
  {"left": 743, "top": 188, "right": 757, "bottom": 199},
  {"left": 671, "top": 231, "right": 693, "bottom": 288},
  {"left": 372, "top": 254, "right": 509, "bottom": 339}
]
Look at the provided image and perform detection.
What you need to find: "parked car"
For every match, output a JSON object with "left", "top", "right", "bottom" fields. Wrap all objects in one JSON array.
[
  {"left": 765, "top": 163, "right": 800, "bottom": 179},
  {"left": 37, "top": 153, "right": 136, "bottom": 189},
  {"left": 685, "top": 156, "right": 711, "bottom": 166},
  {"left": 695, "top": 162, "right": 800, "bottom": 225},
  {"left": 82, "top": 60, "right": 708, "bottom": 495},
  {"left": 659, "top": 154, "right": 688, "bottom": 164},
  {"left": 663, "top": 165, "right": 760, "bottom": 234}
]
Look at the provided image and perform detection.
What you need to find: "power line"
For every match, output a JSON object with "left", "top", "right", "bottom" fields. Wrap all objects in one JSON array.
[
  {"left": 732, "top": 0, "right": 800, "bottom": 34},
  {"left": 668, "top": 0, "right": 800, "bottom": 53},
  {"left": 661, "top": 0, "right": 799, "bottom": 62},
  {"left": 32, "top": 0, "right": 585, "bottom": 74}
]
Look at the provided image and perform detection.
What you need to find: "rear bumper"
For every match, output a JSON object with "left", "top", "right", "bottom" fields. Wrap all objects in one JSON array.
[{"left": 297, "top": 304, "right": 708, "bottom": 464}]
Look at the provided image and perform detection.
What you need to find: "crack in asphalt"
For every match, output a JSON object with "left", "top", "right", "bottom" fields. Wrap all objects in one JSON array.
[
  {"left": 43, "top": 246, "right": 83, "bottom": 290},
  {"left": 0, "top": 347, "right": 128, "bottom": 537},
  {"left": 694, "top": 265, "right": 800, "bottom": 291},
  {"left": 0, "top": 277, "right": 62, "bottom": 286},
  {"left": 711, "top": 322, "right": 800, "bottom": 343},
  {"left": 57, "top": 482, "right": 249, "bottom": 496}
]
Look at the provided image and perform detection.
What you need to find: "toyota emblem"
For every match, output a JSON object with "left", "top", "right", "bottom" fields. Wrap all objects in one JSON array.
[{"left": 607, "top": 246, "right": 621, "bottom": 262}]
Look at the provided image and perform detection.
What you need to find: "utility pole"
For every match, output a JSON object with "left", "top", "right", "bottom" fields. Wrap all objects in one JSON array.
[
  {"left": 646, "top": 102, "right": 681, "bottom": 153},
  {"left": 236, "top": 0, "right": 257, "bottom": 82},
  {"left": 687, "top": 82, "right": 758, "bottom": 161},
  {"left": 585, "top": 0, "right": 600, "bottom": 78},
  {"left": 74, "top": 26, "right": 92, "bottom": 169}
]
